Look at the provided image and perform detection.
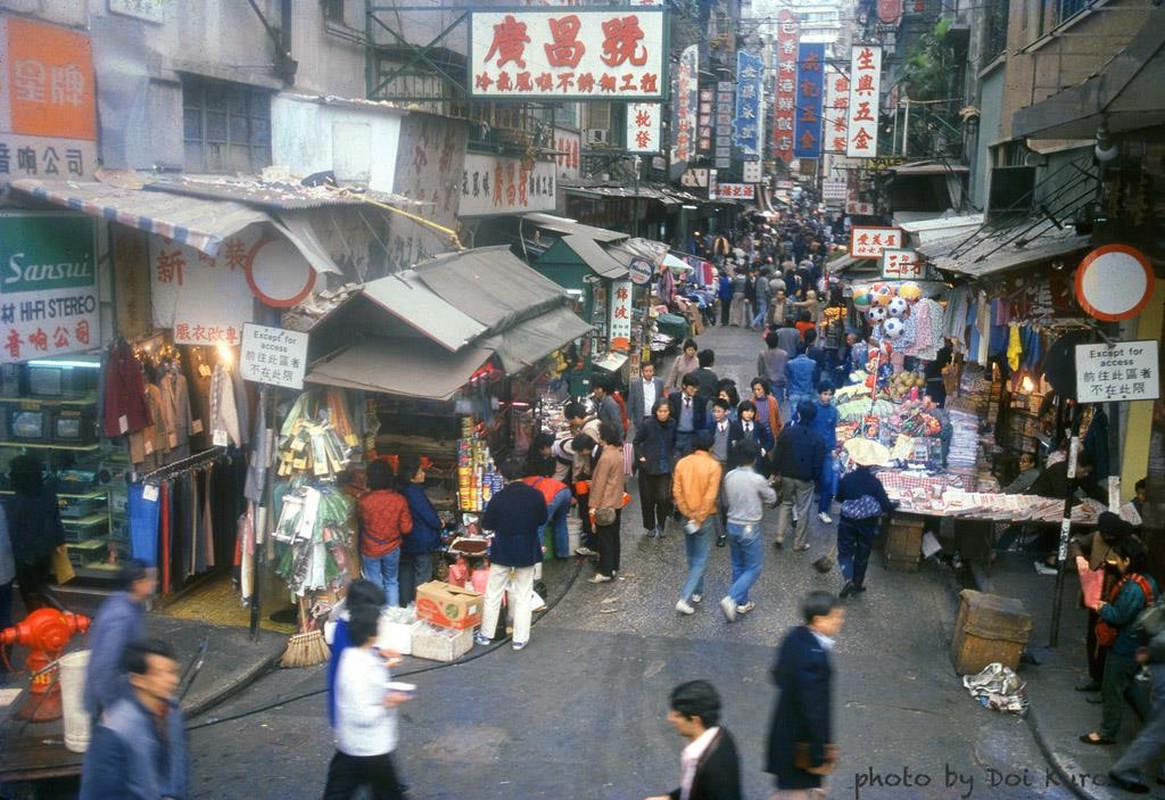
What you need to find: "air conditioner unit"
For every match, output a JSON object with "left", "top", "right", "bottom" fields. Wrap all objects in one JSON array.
[{"left": 585, "top": 129, "right": 609, "bottom": 145}]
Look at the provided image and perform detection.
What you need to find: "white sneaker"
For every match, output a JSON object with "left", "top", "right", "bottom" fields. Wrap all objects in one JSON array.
[
  {"left": 818, "top": 512, "right": 832, "bottom": 524},
  {"left": 675, "top": 599, "right": 695, "bottom": 615},
  {"left": 575, "top": 546, "right": 597, "bottom": 557},
  {"left": 1034, "top": 560, "right": 1057, "bottom": 576},
  {"left": 588, "top": 573, "right": 613, "bottom": 584},
  {"left": 719, "top": 596, "right": 737, "bottom": 622},
  {"left": 736, "top": 601, "right": 756, "bottom": 615},
  {"left": 690, "top": 593, "right": 703, "bottom": 604}
]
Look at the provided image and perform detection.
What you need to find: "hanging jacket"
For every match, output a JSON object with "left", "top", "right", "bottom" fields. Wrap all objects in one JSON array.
[{"left": 103, "top": 341, "right": 151, "bottom": 437}]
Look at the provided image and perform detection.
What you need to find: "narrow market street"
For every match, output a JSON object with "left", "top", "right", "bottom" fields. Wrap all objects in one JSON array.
[{"left": 182, "top": 324, "right": 1071, "bottom": 800}]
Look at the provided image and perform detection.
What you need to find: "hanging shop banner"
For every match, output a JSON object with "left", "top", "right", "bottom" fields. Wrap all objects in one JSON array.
[
  {"left": 734, "top": 51, "right": 763, "bottom": 158},
  {"left": 0, "top": 17, "right": 98, "bottom": 181},
  {"left": 793, "top": 43, "right": 825, "bottom": 160},
  {"left": 880, "top": 248, "right": 923, "bottom": 280},
  {"left": 468, "top": 9, "right": 666, "bottom": 100},
  {"left": 823, "top": 68, "right": 850, "bottom": 155},
  {"left": 1076, "top": 340, "right": 1160, "bottom": 403},
  {"left": 626, "top": 102, "right": 661, "bottom": 153},
  {"left": 714, "top": 80, "right": 733, "bottom": 169},
  {"left": 240, "top": 323, "right": 308, "bottom": 391},
  {"left": 773, "top": 11, "right": 800, "bottom": 165},
  {"left": 669, "top": 44, "right": 698, "bottom": 178},
  {"left": 0, "top": 214, "right": 98, "bottom": 364},
  {"left": 711, "top": 183, "right": 755, "bottom": 201},
  {"left": 150, "top": 228, "right": 257, "bottom": 346},
  {"left": 698, "top": 88, "right": 713, "bottom": 154},
  {"left": 608, "top": 279, "right": 633, "bottom": 352},
  {"left": 459, "top": 153, "right": 556, "bottom": 217},
  {"left": 850, "top": 226, "right": 902, "bottom": 259},
  {"left": 846, "top": 45, "right": 882, "bottom": 158}
]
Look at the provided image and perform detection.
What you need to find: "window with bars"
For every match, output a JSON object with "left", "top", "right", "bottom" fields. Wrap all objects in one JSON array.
[
  {"left": 182, "top": 75, "right": 272, "bottom": 174},
  {"left": 1049, "top": 0, "right": 1090, "bottom": 28}
]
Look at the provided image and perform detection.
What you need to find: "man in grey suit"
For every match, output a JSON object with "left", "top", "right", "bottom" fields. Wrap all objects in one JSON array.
[{"left": 628, "top": 361, "right": 665, "bottom": 436}]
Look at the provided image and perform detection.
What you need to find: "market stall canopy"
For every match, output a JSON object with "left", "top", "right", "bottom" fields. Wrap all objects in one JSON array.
[
  {"left": 898, "top": 214, "right": 985, "bottom": 247},
  {"left": 479, "top": 305, "right": 591, "bottom": 372},
  {"left": 607, "top": 237, "right": 668, "bottom": 269},
  {"left": 917, "top": 218, "right": 1090, "bottom": 279},
  {"left": 361, "top": 270, "right": 483, "bottom": 351},
  {"left": 546, "top": 234, "right": 628, "bottom": 279},
  {"left": 304, "top": 336, "right": 492, "bottom": 400},
  {"left": 1012, "top": 5, "right": 1165, "bottom": 140},
  {"left": 663, "top": 252, "right": 694, "bottom": 274},
  {"left": 9, "top": 178, "right": 343, "bottom": 274}
]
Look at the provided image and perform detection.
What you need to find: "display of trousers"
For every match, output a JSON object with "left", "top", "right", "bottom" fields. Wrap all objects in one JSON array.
[{"left": 128, "top": 484, "right": 162, "bottom": 567}]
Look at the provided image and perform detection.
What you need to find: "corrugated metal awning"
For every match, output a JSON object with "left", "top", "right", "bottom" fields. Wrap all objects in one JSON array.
[
  {"left": 305, "top": 336, "right": 492, "bottom": 400},
  {"left": 522, "top": 213, "right": 628, "bottom": 243},
  {"left": 361, "top": 270, "right": 484, "bottom": 352},
  {"left": 480, "top": 305, "right": 593, "bottom": 373},
  {"left": 918, "top": 221, "right": 1091, "bottom": 279},
  {"left": 10, "top": 179, "right": 267, "bottom": 257},
  {"left": 557, "top": 234, "right": 627, "bottom": 279}
]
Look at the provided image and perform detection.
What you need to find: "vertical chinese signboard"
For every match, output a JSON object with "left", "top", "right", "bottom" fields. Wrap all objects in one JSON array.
[
  {"left": 626, "top": 102, "right": 661, "bottom": 153},
  {"left": 0, "top": 214, "right": 98, "bottom": 364},
  {"left": 793, "top": 43, "right": 824, "bottom": 161},
  {"left": 823, "top": 68, "right": 850, "bottom": 154},
  {"left": 714, "top": 80, "right": 734, "bottom": 169},
  {"left": 151, "top": 230, "right": 259, "bottom": 346},
  {"left": 468, "top": 9, "right": 666, "bottom": 100},
  {"left": 846, "top": 45, "right": 882, "bottom": 158},
  {"left": 669, "top": 45, "right": 698, "bottom": 179},
  {"left": 734, "top": 51, "right": 763, "bottom": 160},
  {"left": 0, "top": 17, "right": 97, "bottom": 181},
  {"left": 608, "top": 279, "right": 633, "bottom": 352},
  {"left": 773, "top": 11, "right": 800, "bottom": 165}
]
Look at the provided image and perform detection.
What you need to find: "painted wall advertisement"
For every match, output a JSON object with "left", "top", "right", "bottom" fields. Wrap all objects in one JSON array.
[
  {"left": 0, "top": 214, "right": 98, "bottom": 364},
  {"left": 150, "top": 228, "right": 257, "bottom": 346},
  {"left": 846, "top": 45, "right": 882, "bottom": 158},
  {"left": 0, "top": 16, "right": 98, "bottom": 182},
  {"left": 469, "top": 9, "right": 666, "bottom": 100},
  {"left": 391, "top": 114, "right": 467, "bottom": 273},
  {"left": 554, "top": 127, "right": 581, "bottom": 181},
  {"left": 459, "top": 153, "right": 556, "bottom": 217},
  {"left": 773, "top": 11, "right": 800, "bottom": 165}
]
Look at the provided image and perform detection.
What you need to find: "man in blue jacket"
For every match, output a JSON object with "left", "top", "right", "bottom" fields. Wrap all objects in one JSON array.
[
  {"left": 771, "top": 402, "right": 825, "bottom": 552},
  {"left": 475, "top": 459, "right": 548, "bottom": 652},
  {"left": 80, "top": 638, "right": 187, "bottom": 800},
  {"left": 84, "top": 559, "right": 156, "bottom": 719}
]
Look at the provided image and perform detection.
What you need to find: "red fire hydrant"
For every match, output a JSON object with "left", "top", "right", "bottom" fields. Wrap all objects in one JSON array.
[{"left": 1, "top": 608, "right": 91, "bottom": 721}]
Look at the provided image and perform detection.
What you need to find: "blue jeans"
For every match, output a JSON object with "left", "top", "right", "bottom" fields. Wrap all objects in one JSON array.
[
  {"left": 1112, "top": 663, "right": 1165, "bottom": 783},
  {"left": 546, "top": 487, "right": 572, "bottom": 558},
  {"left": 819, "top": 455, "right": 838, "bottom": 514},
  {"left": 751, "top": 300, "right": 769, "bottom": 329},
  {"left": 837, "top": 516, "right": 879, "bottom": 586},
  {"left": 680, "top": 517, "right": 715, "bottom": 602},
  {"left": 726, "top": 521, "right": 765, "bottom": 605},
  {"left": 362, "top": 548, "right": 402, "bottom": 607}
]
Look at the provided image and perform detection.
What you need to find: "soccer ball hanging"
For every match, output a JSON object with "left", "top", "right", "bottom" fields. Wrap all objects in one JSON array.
[
  {"left": 867, "top": 306, "right": 887, "bottom": 324},
  {"left": 887, "top": 296, "right": 909, "bottom": 318},
  {"left": 883, "top": 317, "right": 905, "bottom": 339}
]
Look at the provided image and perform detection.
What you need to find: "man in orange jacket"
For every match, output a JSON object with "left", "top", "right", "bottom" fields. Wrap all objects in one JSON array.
[{"left": 671, "top": 431, "right": 723, "bottom": 616}]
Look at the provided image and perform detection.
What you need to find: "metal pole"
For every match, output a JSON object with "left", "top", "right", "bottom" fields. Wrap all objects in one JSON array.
[
  {"left": 249, "top": 386, "right": 275, "bottom": 641},
  {"left": 1049, "top": 405, "right": 1082, "bottom": 647}
]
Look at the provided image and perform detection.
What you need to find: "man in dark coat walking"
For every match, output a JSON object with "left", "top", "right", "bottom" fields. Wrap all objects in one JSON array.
[
  {"left": 765, "top": 590, "right": 845, "bottom": 798},
  {"left": 646, "top": 680, "right": 742, "bottom": 800}
]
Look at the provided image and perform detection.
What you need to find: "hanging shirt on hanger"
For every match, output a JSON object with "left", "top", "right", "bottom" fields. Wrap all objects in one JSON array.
[
  {"left": 103, "top": 341, "right": 152, "bottom": 437},
  {"left": 209, "top": 364, "right": 241, "bottom": 447}
]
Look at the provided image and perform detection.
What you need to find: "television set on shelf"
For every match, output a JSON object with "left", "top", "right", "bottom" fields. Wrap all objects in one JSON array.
[
  {"left": 8, "top": 408, "right": 48, "bottom": 442},
  {"left": 53, "top": 409, "right": 96, "bottom": 445}
]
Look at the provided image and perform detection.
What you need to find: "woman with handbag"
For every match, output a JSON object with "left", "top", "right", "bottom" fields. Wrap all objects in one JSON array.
[
  {"left": 834, "top": 442, "right": 897, "bottom": 599},
  {"left": 1080, "top": 536, "right": 1157, "bottom": 745},
  {"left": 587, "top": 421, "right": 626, "bottom": 584},
  {"left": 633, "top": 399, "right": 677, "bottom": 539}
]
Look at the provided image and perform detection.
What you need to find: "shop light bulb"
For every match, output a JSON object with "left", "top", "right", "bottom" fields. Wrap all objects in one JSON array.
[
  {"left": 217, "top": 343, "right": 234, "bottom": 367},
  {"left": 1021, "top": 376, "right": 1035, "bottom": 393}
]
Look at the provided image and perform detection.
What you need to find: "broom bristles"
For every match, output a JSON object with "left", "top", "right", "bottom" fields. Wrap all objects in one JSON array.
[{"left": 279, "top": 629, "right": 331, "bottom": 668}]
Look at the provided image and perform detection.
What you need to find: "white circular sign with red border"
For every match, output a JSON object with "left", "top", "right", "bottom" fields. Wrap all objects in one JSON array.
[
  {"left": 244, "top": 237, "right": 316, "bottom": 308},
  {"left": 1074, "top": 244, "right": 1155, "bottom": 322}
]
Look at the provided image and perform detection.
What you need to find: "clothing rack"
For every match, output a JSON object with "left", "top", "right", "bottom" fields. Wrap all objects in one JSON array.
[{"left": 136, "top": 446, "right": 230, "bottom": 484}]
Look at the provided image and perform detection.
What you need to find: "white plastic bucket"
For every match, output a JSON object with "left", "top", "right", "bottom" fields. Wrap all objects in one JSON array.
[
  {"left": 567, "top": 516, "right": 582, "bottom": 555},
  {"left": 59, "top": 650, "right": 91, "bottom": 753}
]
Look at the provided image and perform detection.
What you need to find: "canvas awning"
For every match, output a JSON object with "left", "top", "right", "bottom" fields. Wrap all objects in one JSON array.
[
  {"left": 522, "top": 213, "right": 629, "bottom": 244},
  {"left": 555, "top": 234, "right": 627, "bottom": 279},
  {"left": 305, "top": 337, "right": 492, "bottom": 400},
  {"left": 361, "top": 270, "right": 482, "bottom": 352},
  {"left": 480, "top": 305, "right": 592, "bottom": 373},
  {"left": 9, "top": 179, "right": 345, "bottom": 276},
  {"left": 1012, "top": 6, "right": 1165, "bottom": 139}
]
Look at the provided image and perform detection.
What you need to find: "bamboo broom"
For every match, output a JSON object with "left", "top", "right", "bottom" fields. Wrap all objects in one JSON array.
[{"left": 279, "top": 596, "right": 331, "bottom": 668}]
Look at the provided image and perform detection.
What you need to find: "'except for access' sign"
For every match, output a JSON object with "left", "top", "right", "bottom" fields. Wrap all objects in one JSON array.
[
  {"left": 240, "top": 323, "right": 309, "bottom": 390},
  {"left": 1075, "top": 339, "right": 1160, "bottom": 403}
]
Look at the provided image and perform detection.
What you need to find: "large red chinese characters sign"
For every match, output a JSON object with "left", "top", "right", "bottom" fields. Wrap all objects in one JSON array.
[
  {"left": 470, "top": 9, "right": 666, "bottom": 99},
  {"left": 772, "top": 11, "right": 800, "bottom": 165}
]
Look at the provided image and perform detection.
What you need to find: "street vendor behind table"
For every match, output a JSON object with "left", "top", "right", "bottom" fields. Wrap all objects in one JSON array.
[{"left": 1070, "top": 511, "right": 1139, "bottom": 693}]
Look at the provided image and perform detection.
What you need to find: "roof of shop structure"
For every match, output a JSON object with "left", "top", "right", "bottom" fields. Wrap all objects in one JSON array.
[
  {"left": 886, "top": 161, "right": 971, "bottom": 176},
  {"left": 917, "top": 218, "right": 1091, "bottom": 278},
  {"left": 546, "top": 234, "right": 628, "bottom": 279},
  {"left": 147, "top": 174, "right": 420, "bottom": 210},
  {"left": 305, "top": 336, "right": 492, "bottom": 400},
  {"left": 522, "top": 212, "right": 629, "bottom": 243}
]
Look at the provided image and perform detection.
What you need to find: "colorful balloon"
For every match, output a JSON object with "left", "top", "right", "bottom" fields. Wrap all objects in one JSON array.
[
  {"left": 898, "top": 281, "right": 923, "bottom": 303},
  {"left": 852, "top": 288, "right": 872, "bottom": 308},
  {"left": 871, "top": 282, "right": 894, "bottom": 307}
]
